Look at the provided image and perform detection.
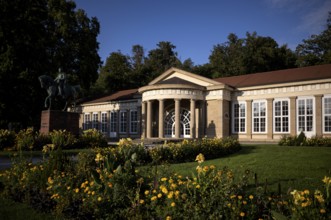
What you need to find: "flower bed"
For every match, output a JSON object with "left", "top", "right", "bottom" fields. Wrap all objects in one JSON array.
[{"left": 0, "top": 137, "right": 330, "bottom": 219}]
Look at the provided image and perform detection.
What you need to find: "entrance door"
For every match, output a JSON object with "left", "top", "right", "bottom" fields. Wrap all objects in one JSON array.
[{"left": 164, "top": 108, "right": 190, "bottom": 138}]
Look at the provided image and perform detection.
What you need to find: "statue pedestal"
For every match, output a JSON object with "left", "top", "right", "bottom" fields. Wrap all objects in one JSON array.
[{"left": 40, "top": 110, "right": 80, "bottom": 135}]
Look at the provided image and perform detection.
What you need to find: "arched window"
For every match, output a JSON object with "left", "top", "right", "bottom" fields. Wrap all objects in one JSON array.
[{"left": 164, "top": 108, "right": 190, "bottom": 138}]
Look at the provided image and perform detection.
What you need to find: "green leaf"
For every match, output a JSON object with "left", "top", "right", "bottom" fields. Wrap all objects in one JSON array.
[{"left": 271, "top": 210, "right": 288, "bottom": 220}]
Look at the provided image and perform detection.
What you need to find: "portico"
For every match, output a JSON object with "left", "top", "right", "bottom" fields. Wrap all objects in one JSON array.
[{"left": 138, "top": 67, "right": 231, "bottom": 139}]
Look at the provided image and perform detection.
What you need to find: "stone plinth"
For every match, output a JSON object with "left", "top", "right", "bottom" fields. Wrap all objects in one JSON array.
[{"left": 40, "top": 110, "right": 80, "bottom": 135}]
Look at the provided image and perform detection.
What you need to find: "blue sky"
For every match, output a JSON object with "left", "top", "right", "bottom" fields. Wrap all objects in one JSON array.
[{"left": 75, "top": 0, "right": 331, "bottom": 65}]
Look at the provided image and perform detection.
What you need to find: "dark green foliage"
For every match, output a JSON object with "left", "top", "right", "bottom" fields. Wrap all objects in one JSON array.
[
  {"left": 279, "top": 133, "right": 331, "bottom": 147},
  {"left": 0, "top": 0, "right": 101, "bottom": 129},
  {"left": 0, "top": 129, "right": 16, "bottom": 150},
  {"left": 296, "top": 12, "right": 331, "bottom": 67},
  {"left": 76, "top": 129, "right": 107, "bottom": 149}
]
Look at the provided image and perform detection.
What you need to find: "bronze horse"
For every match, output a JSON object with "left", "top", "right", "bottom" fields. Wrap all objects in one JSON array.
[{"left": 38, "top": 75, "right": 80, "bottom": 111}]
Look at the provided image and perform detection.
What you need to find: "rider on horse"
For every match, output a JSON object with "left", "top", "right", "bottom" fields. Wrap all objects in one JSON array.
[{"left": 54, "top": 68, "right": 67, "bottom": 99}]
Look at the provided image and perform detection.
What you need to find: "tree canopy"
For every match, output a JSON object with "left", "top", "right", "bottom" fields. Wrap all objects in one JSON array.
[
  {"left": 0, "top": 0, "right": 101, "bottom": 129},
  {"left": 296, "top": 12, "right": 331, "bottom": 67}
]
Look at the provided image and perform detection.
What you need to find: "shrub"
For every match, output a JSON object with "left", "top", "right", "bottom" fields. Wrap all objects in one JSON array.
[
  {"left": 78, "top": 129, "right": 107, "bottom": 148},
  {"left": 279, "top": 133, "right": 331, "bottom": 147},
  {"left": 49, "top": 130, "right": 76, "bottom": 149},
  {"left": 34, "top": 133, "right": 51, "bottom": 151},
  {"left": 150, "top": 137, "right": 241, "bottom": 164},
  {"left": 0, "top": 129, "right": 16, "bottom": 150},
  {"left": 15, "top": 127, "right": 35, "bottom": 151}
]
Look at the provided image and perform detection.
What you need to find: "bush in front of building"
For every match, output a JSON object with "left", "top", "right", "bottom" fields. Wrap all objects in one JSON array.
[
  {"left": 279, "top": 133, "right": 331, "bottom": 147},
  {"left": 76, "top": 129, "right": 108, "bottom": 149},
  {"left": 149, "top": 137, "right": 241, "bottom": 164},
  {"left": 15, "top": 127, "right": 36, "bottom": 151},
  {"left": 0, "top": 129, "right": 16, "bottom": 150}
]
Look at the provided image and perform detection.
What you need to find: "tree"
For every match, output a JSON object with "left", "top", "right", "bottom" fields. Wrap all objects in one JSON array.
[
  {"left": 209, "top": 32, "right": 296, "bottom": 78},
  {"left": 95, "top": 52, "right": 132, "bottom": 94},
  {"left": 145, "top": 41, "right": 181, "bottom": 81},
  {"left": 209, "top": 33, "right": 245, "bottom": 77},
  {"left": 0, "top": 0, "right": 101, "bottom": 128},
  {"left": 296, "top": 12, "right": 331, "bottom": 67}
]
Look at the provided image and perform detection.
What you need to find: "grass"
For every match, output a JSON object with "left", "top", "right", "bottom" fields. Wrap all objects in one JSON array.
[
  {"left": 0, "top": 197, "right": 54, "bottom": 220},
  {"left": 167, "top": 144, "right": 331, "bottom": 193}
]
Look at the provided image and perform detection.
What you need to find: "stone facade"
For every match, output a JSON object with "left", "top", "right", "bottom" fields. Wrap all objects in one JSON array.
[{"left": 78, "top": 65, "right": 331, "bottom": 142}]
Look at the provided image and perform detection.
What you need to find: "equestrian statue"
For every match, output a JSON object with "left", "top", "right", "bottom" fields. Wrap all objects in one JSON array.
[{"left": 39, "top": 69, "right": 81, "bottom": 111}]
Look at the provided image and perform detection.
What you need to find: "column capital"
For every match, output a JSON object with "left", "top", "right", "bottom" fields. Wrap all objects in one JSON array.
[{"left": 314, "top": 94, "right": 323, "bottom": 98}]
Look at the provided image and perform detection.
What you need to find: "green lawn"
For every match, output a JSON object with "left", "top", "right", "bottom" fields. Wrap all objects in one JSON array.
[{"left": 167, "top": 144, "right": 331, "bottom": 193}]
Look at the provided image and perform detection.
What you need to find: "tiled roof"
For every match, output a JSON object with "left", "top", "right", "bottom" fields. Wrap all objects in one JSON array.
[
  {"left": 83, "top": 88, "right": 139, "bottom": 104},
  {"left": 214, "top": 64, "right": 331, "bottom": 88}
]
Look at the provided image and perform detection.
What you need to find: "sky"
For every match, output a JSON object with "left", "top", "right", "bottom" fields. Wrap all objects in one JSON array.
[{"left": 74, "top": 0, "right": 331, "bottom": 65}]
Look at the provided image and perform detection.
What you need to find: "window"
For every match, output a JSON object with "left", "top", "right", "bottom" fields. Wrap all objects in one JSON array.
[
  {"left": 101, "top": 112, "right": 107, "bottom": 133},
  {"left": 274, "top": 99, "right": 289, "bottom": 133},
  {"left": 252, "top": 101, "right": 266, "bottom": 133},
  {"left": 130, "top": 110, "right": 138, "bottom": 133},
  {"left": 233, "top": 102, "right": 246, "bottom": 133},
  {"left": 83, "top": 114, "right": 91, "bottom": 130},
  {"left": 110, "top": 111, "right": 117, "bottom": 133},
  {"left": 120, "top": 111, "right": 127, "bottom": 133},
  {"left": 323, "top": 96, "right": 331, "bottom": 133},
  {"left": 92, "top": 113, "right": 99, "bottom": 130},
  {"left": 297, "top": 97, "right": 314, "bottom": 133}
]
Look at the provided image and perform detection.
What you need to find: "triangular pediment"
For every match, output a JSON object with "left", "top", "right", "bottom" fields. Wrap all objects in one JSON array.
[{"left": 148, "top": 67, "right": 222, "bottom": 87}]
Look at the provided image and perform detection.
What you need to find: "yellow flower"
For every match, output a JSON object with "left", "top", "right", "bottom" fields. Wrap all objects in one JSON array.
[
  {"left": 144, "top": 190, "right": 149, "bottom": 195},
  {"left": 240, "top": 212, "right": 245, "bottom": 217},
  {"left": 227, "top": 203, "right": 231, "bottom": 207},
  {"left": 242, "top": 201, "right": 247, "bottom": 205},
  {"left": 166, "top": 216, "right": 172, "bottom": 220},
  {"left": 168, "top": 191, "right": 174, "bottom": 199},
  {"left": 322, "top": 176, "right": 330, "bottom": 184},
  {"left": 320, "top": 208, "right": 326, "bottom": 214},
  {"left": 303, "top": 189, "right": 310, "bottom": 195},
  {"left": 74, "top": 188, "right": 79, "bottom": 193},
  {"left": 195, "top": 153, "right": 205, "bottom": 164},
  {"left": 161, "top": 177, "right": 168, "bottom": 182},
  {"left": 97, "top": 197, "right": 102, "bottom": 202},
  {"left": 203, "top": 166, "right": 209, "bottom": 172},
  {"left": 157, "top": 193, "right": 162, "bottom": 198},
  {"left": 161, "top": 187, "right": 168, "bottom": 194},
  {"left": 47, "top": 177, "right": 54, "bottom": 185},
  {"left": 171, "top": 202, "right": 176, "bottom": 207},
  {"left": 238, "top": 195, "right": 243, "bottom": 200},
  {"left": 95, "top": 153, "right": 104, "bottom": 162},
  {"left": 196, "top": 184, "right": 201, "bottom": 189},
  {"left": 139, "top": 199, "right": 144, "bottom": 204},
  {"left": 151, "top": 196, "right": 157, "bottom": 201}
]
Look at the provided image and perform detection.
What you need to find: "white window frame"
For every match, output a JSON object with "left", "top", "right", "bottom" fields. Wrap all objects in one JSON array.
[
  {"left": 273, "top": 99, "right": 290, "bottom": 133},
  {"left": 252, "top": 100, "right": 267, "bottom": 133},
  {"left": 92, "top": 112, "right": 99, "bottom": 130},
  {"left": 130, "top": 110, "right": 138, "bottom": 133},
  {"left": 83, "top": 113, "right": 91, "bottom": 130},
  {"left": 323, "top": 94, "right": 331, "bottom": 133},
  {"left": 101, "top": 112, "right": 108, "bottom": 133},
  {"left": 120, "top": 111, "right": 127, "bottom": 133},
  {"left": 109, "top": 111, "right": 117, "bottom": 137},
  {"left": 296, "top": 96, "right": 315, "bottom": 137},
  {"left": 232, "top": 102, "right": 246, "bottom": 133}
]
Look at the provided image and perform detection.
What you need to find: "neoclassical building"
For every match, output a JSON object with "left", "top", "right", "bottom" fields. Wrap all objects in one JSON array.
[{"left": 78, "top": 64, "right": 331, "bottom": 142}]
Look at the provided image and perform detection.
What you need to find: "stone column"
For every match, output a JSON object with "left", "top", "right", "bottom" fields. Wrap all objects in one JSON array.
[
  {"left": 141, "top": 102, "right": 146, "bottom": 139},
  {"left": 175, "top": 99, "right": 181, "bottom": 138},
  {"left": 315, "top": 94, "right": 323, "bottom": 136},
  {"left": 289, "top": 96, "right": 297, "bottom": 136},
  {"left": 267, "top": 98, "right": 274, "bottom": 140},
  {"left": 147, "top": 100, "right": 152, "bottom": 138},
  {"left": 158, "top": 99, "right": 164, "bottom": 138},
  {"left": 246, "top": 100, "right": 252, "bottom": 139},
  {"left": 190, "top": 99, "right": 196, "bottom": 138}
]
